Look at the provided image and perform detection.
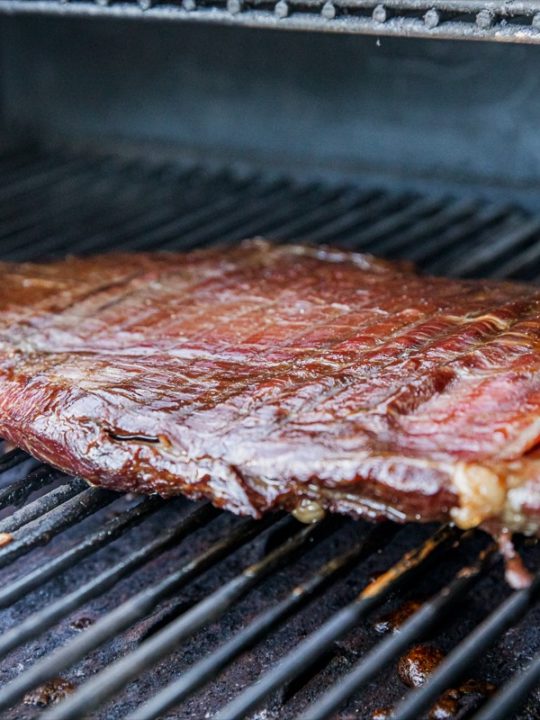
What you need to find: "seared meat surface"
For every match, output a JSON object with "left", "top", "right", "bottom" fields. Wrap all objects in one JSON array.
[{"left": 1, "top": 239, "right": 540, "bottom": 534}]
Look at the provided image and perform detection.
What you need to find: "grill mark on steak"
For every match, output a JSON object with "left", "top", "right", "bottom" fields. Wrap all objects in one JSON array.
[
  {"left": 191, "top": 300, "right": 532, "bottom": 450},
  {"left": 0, "top": 240, "right": 540, "bottom": 536}
]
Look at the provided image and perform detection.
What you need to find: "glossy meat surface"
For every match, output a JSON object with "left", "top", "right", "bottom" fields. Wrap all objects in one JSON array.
[{"left": 1, "top": 239, "right": 540, "bottom": 534}]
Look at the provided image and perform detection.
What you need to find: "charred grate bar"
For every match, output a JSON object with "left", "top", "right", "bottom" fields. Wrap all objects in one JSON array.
[
  {"left": 2, "top": 0, "right": 540, "bottom": 44},
  {"left": 0, "top": 145, "right": 538, "bottom": 719},
  {"left": 0, "top": 457, "right": 538, "bottom": 719}
]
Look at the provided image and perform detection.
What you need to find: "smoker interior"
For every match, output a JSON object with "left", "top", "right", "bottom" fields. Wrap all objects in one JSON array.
[
  {"left": 0, "top": 144, "right": 538, "bottom": 720},
  {"left": 0, "top": 15, "right": 539, "bottom": 720}
]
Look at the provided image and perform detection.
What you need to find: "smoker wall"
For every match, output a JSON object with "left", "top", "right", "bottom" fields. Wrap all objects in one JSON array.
[{"left": 2, "top": 16, "right": 540, "bottom": 208}]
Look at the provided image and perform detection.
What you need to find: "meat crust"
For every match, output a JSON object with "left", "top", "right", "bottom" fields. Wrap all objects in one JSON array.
[{"left": 0, "top": 239, "right": 540, "bottom": 535}]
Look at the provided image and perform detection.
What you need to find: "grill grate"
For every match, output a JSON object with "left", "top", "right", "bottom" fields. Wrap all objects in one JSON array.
[
  {"left": 0, "top": 145, "right": 538, "bottom": 719},
  {"left": 2, "top": 0, "right": 540, "bottom": 45}
]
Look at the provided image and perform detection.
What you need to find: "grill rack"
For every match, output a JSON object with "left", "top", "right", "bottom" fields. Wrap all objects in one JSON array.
[
  {"left": 2, "top": 0, "right": 540, "bottom": 45},
  {"left": 0, "top": 144, "right": 538, "bottom": 719},
  {"left": 0, "top": 456, "right": 539, "bottom": 719}
]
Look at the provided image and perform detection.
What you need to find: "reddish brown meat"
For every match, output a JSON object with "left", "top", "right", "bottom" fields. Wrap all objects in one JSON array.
[{"left": 1, "top": 239, "right": 540, "bottom": 534}]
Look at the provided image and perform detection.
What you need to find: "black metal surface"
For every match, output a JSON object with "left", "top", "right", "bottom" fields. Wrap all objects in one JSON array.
[
  {"left": 0, "top": 465, "right": 60, "bottom": 509},
  {"left": 0, "top": 486, "right": 117, "bottom": 569},
  {"left": 7, "top": 21, "right": 540, "bottom": 215},
  {"left": 1, "top": 0, "right": 540, "bottom": 44},
  {"left": 392, "top": 569, "right": 540, "bottom": 720},
  {"left": 0, "top": 145, "right": 538, "bottom": 720},
  {"left": 0, "top": 144, "right": 536, "bottom": 275},
  {"left": 128, "top": 523, "right": 392, "bottom": 720},
  {"left": 475, "top": 651, "right": 540, "bottom": 720},
  {"left": 43, "top": 517, "right": 331, "bottom": 720},
  {"left": 215, "top": 525, "right": 458, "bottom": 720},
  {"left": 0, "top": 496, "right": 163, "bottom": 607},
  {"left": 298, "top": 544, "right": 498, "bottom": 720},
  {"left": 0, "top": 478, "right": 88, "bottom": 534}
]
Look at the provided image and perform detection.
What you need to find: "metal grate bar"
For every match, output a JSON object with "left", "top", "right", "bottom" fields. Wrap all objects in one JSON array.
[
  {"left": 370, "top": 198, "right": 480, "bottom": 256},
  {"left": 0, "top": 495, "right": 164, "bottom": 608},
  {"left": 215, "top": 525, "right": 456, "bottom": 720},
  {"left": 0, "top": 163, "right": 193, "bottom": 261},
  {"left": 319, "top": 0, "right": 540, "bottom": 12},
  {"left": 333, "top": 196, "right": 418, "bottom": 248},
  {"left": 0, "top": 172, "right": 146, "bottom": 256},
  {"left": 0, "top": 503, "right": 218, "bottom": 691},
  {"left": 203, "top": 182, "right": 339, "bottom": 247},
  {"left": 424, "top": 214, "right": 525, "bottom": 276},
  {"left": 0, "top": 155, "right": 96, "bottom": 206},
  {"left": 41, "top": 516, "right": 332, "bottom": 720},
  {"left": 3, "top": 0, "right": 540, "bottom": 46},
  {"left": 342, "top": 196, "right": 443, "bottom": 248},
  {"left": 392, "top": 569, "right": 540, "bottom": 720},
  {"left": 0, "top": 464, "right": 63, "bottom": 511},
  {"left": 485, "top": 229, "right": 540, "bottom": 279},
  {"left": 442, "top": 216, "right": 540, "bottom": 278},
  {"left": 263, "top": 187, "right": 374, "bottom": 243},
  {"left": 474, "top": 651, "right": 540, "bottom": 720},
  {"left": 298, "top": 542, "right": 497, "bottom": 720},
  {"left": 106, "top": 169, "right": 247, "bottom": 251},
  {"left": 296, "top": 192, "right": 406, "bottom": 245},
  {"left": 64, "top": 167, "right": 222, "bottom": 255},
  {"left": 125, "top": 522, "right": 394, "bottom": 720},
  {"left": 159, "top": 179, "right": 298, "bottom": 250},
  {"left": 262, "top": 189, "right": 386, "bottom": 242},
  {"left": 0, "top": 152, "right": 72, "bottom": 196},
  {"left": 0, "top": 486, "right": 117, "bottom": 569},
  {"left": 5, "top": 193, "right": 158, "bottom": 260},
  {"left": 117, "top": 175, "right": 263, "bottom": 251},
  {"left": 0, "top": 156, "right": 118, "bottom": 242},
  {"left": 0, "top": 448, "right": 29, "bottom": 474},
  {"left": 406, "top": 203, "right": 515, "bottom": 264},
  {"left": 7, "top": 164, "right": 201, "bottom": 260},
  {"left": 288, "top": 195, "right": 403, "bottom": 242},
  {"left": 0, "top": 476, "right": 87, "bottom": 534},
  {"left": 0, "top": 512, "right": 269, "bottom": 712},
  {"left": 243, "top": 184, "right": 357, "bottom": 242}
]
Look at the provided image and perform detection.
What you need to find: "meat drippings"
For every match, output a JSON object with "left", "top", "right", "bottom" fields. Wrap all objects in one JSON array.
[
  {"left": 428, "top": 679, "right": 496, "bottom": 719},
  {"left": 395, "top": 645, "right": 495, "bottom": 719},
  {"left": 374, "top": 599, "right": 423, "bottom": 634},
  {"left": 23, "top": 677, "right": 75, "bottom": 706},
  {"left": 397, "top": 644, "right": 445, "bottom": 687},
  {"left": 371, "top": 708, "right": 392, "bottom": 719},
  {"left": 292, "top": 499, "right": 326, "bottom": 524},
  {"left": 70, "top": 616, "right": 94, "bottom": 631}
]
